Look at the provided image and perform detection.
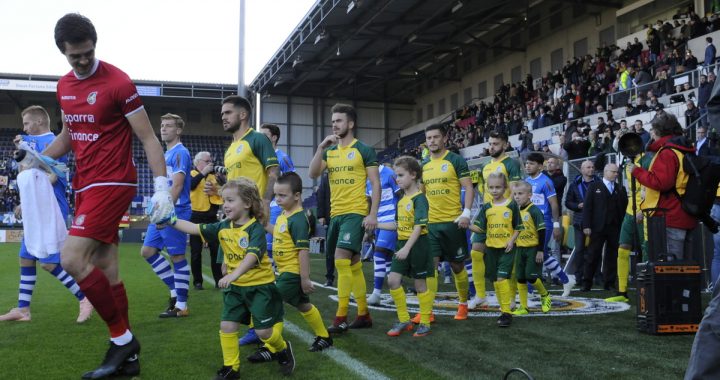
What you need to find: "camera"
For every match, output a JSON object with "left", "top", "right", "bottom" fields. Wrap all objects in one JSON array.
[{"left": 214, "top": 166, "right": 228, "bottom": 175}]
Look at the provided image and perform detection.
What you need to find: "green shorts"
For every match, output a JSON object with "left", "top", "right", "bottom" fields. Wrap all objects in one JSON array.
[
  {"left": 484, "top": 246, "right": 515, "bottom": 282},
  {"left": 514, "top": 246, "right": 542, "bottom": 282},
  {"left": 326, "top": 213, "right": 365, "bottom": 255},
  {"left": 428, "top": 222, "right": 469, "bottom": 262},
  {"left": 221, "top": 283, "right": 284, "bottom": 329},
  {"left": 390, "top": 235, "right": 434, "bottom": 279},
  {"left": 619, "top": 213, "right": 645, "bottom": 247},
  {"left": 276, "top": 272, "right": 310, "bottom": 308},
  {"left": 471, "top": 232, "right": 486, "bottom": 244}
]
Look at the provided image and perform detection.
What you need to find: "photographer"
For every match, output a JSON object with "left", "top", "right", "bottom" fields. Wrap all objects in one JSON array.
[{"left": 564, "top": 131, "right": 591, "bottom": 160}]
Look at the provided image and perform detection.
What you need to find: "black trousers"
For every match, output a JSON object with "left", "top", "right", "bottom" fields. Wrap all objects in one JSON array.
[
  {"left": 190, "top": 213, "right": 222, "bottom": 287},
  {"left": 583, "top": 225, "right": 620, "bottom": 289},
  {"left": 573, "top": 224, "right": 587, "bottom": 282}
]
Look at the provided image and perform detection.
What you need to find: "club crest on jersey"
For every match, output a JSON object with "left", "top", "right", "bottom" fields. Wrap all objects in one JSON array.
[
  {"left": 75, "top": 214, "right": 86, "bottom": 226},
  {"left": 87, "top": 91, "right": 97, "bottom": 105},
  {"left": 441, "top": 163, "right": 448, "bottom": 172},
  {"left": 495, "top": 166, "right": 503, "bottom": 172},
  {"left": 279, "top": 224, "right": 287, "bottom": 233},
  {"left": 239, "top": 236, "right": 249, "bottom": 249},
  {"left": 503, "top": 211, "right": 510, "bottom": 219},
  {"left": 236, "top": 145, "right": 244, "bottom": 154},
  {"left": 347, "top": 151, "right": 355, "bottom": 160},
  {"left": 523, "top": 214, "right": 529, "bottom": 221},
  {"left": 405, "top": 203, "right": 412, "bottom": 211}
]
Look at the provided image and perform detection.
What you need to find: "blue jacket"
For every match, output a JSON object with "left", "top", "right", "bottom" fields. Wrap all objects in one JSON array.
[
  {"left": 705, "top": 43, "right": 717, "bottom": 65},
  {"left": 565, "top": 174, "right": 599, "bottom": 227}
]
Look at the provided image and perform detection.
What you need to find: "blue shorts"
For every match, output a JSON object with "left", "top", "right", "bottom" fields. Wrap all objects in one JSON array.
[
  {"left": 18, "top": 239, "right": 61, "bottom": 264},
  {"left": 143, "top": 208, "right": 191, "bottom": 255},
  {"left": 375, "top": 229, "right": 397, "bottom": 252},
  {"left": 266, "top": 201, "right": 282, "bottom": 252}
]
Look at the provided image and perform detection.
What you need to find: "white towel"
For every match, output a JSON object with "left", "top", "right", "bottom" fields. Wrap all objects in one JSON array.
[{"left": 17, "top": 168, "right": 67, "bottom": 258}]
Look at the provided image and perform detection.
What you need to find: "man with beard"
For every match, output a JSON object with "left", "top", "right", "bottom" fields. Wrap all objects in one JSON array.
[
  {"left": 309, "top": 103, "right": 380, "bottom": 333},
  {"left": 419, "top": 124, "right": 474, "bottom": 320}
]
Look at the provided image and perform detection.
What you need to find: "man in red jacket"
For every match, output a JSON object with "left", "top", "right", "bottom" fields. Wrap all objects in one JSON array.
[{"left": 628, "top": 112, "right": 697, "bottom": 260}]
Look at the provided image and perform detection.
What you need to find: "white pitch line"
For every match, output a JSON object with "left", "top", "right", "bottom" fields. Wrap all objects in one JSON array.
[{"left": 202, "top": 273, "right": 390, "bottom": 380}]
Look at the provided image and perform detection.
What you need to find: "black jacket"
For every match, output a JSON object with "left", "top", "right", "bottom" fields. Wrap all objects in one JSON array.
[
  {"left": 581, "top": 180, "right": 627, "bottom": 233},
  {"left": 565, "top": 175, "right": 598, "bottom": 227},
  {"left": 316, "top": 173, "right": 331, "bottom": 224}
]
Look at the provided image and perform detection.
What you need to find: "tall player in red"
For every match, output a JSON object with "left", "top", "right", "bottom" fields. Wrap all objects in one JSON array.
[{"left": 43, "top": 14, "right": 173, "bottom": 379}]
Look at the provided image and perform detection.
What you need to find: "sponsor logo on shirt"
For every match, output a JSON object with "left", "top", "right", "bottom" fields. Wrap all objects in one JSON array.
[
  {"left": 125, "top": 92, "right": 139, "bottom": 104},
  {"left": 69, "top": 131, "right": 100, "bottom": 142},
  {"left": 87, "top": 91, "right": 97, "bottom": 105},
  {"left": 64, "top": 114, "right": 95, "bottom": 124},
  {"left": 61, "top": 95, "right": 76, "bottom": 100}
]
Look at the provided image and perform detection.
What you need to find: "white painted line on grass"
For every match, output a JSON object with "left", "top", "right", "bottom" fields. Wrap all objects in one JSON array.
[{"left": 202, "top": 273, "right": 390, "bottom": 380}]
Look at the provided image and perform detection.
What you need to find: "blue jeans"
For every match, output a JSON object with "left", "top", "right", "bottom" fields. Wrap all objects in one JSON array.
[{"left": 711, "top": 204, "right": 720, "bottom": 286}]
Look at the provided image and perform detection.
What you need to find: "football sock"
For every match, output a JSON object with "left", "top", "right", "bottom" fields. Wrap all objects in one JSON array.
[
  {"left": 532, "top": 278, "right": 549, "bottom": 297},
  {"left": 18, "top": 266, "right": 36, "bottom": 308},
  {"left": 111, "top": 282, "right": 130, "bottom": 329},
  {"left": 111, "top": 329, "right": 133, "bottom": 345},
  {"left": 618, "top": 247, "right": 631, "bottom": 293},
  {"left": 373, "top": 251, "right": 387, "bottom": 292},
  {"left": 465, "top": 260, "right": 476, "bottom": 298},
  {"left": 173, "top": 258, "right": 190, "bottom": 310},
  {"left": 145, "top": 253, "right": 176, "bottom": 298},
  {"left": 351, "top": 261, "right": 369, "bottom": 315},
  {"left": 543, "top": 252, "right": 569, "bottom": 284},
  {"left": 49, "top": 264, "right": 85, "bottom": 301},
  {"left": 335, "top": 259, "right": 352, "bottom": 317},
  {"left": 389, "top": 287, "right": 410, "bottom": 323},
  {"left": 219, "top": 330, "right": 240, "bottom": 371},
  {"left": 518, "top": 282, "right": 528, "bottom": 309},
  {"left": 78, "top": 267, "right": 127, "bottom": 337},
  {"left": 417, "top": 289, "right": 433, "bottom": 325},
  {"left": 509, "top": 277, "right": 518, "bottom": 305},
  {"left": 470, "top": 250, "right": 486, "bottom": 298},
  {"left": 495, "top": 280, "right": 512, "bottom": 314},
  {"left": 260, "top": 322, "right": 287, "bottom": 353},
  {"left": 300, "top": 305, "right": 329, "bottom": 338},
  {"left": 454, "top": 269, "right": 469, "bottom": 304}
]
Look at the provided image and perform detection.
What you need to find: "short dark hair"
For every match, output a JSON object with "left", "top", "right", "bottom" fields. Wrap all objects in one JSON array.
[
  {"left": 331, "top": 103, "right": 357, "bottom": 124},
  {"left": 650, "top": 112, "right": 683, "bottom": 137},
  {"left": 393, "top": 155, "right": 422, "bottom": 181},
  {"left": 276, "top": 172, "right": 302, "bottom": 194},
  {"left": 54, "top": 13, "right": 97, "bottom": 53},
  {"left": 222, "top": 95, "right": 252, "bottom": 114},
  {"left": 261, "top": 123, "right": 280, "bottom": 141},
  {"left": 425, "top": 123, "right": 447, "bottom": 136},
  {"left": 489, "top": 131, "right": 508, "bottom": 142},
  {"left": 707, "top": 37, "right": 713, "bottom": 43},
  {"left": 526, "top": 152, "right": 545, "bottom": 165}
]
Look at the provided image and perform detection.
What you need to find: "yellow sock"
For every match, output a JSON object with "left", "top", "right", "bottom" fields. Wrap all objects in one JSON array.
[
  {"left": 618, "top": 247, "right": 631, "bottom": 292},
  {"left": 454, "top": 269, "right": 469, "bottom": 304},
  {"left": 427, "top": 269, "right": 438, "bottom": 300},
  {"left": 335, "top": 259, "right": 352, "bottom": 317},
  {"left": 259, "top": 322, "right": 287, "bottom": 353},
  {"left": 496, "top": 280, "right": 512, "bottom": 314},
  {"left": 219, "top": 330, "right": 240, "bottom": 371},
  {"left": 351, "top": 261, "right": 369, "bottom": 315},
  {"left": 417, "top": 289, "right": 433, "bottom": 325},
  {"left": 470, "top": 250, "right": 486, "bottom": 298},
  {"left": 300, "top": 305, "right": 329, "bottom": 338},
  {"left": 518, "top": 283, "right": 528, "bottom": 309},
  {"left": 389, "top": 287, "right": 410, "bottom": 323},
  {"left": 532, "top": 278, "right": 548, "bottom": 297},
  {"left": 509, "top": 276, "right": 518, "bottom": 305}
]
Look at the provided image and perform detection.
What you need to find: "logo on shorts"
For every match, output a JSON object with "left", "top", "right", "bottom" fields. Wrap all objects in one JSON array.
[
  {"left": 503, "top": 211, "right": 510, "bottom": 219},
  {"left": 239, "top": 236, "right": 249, "bottom": 249},
  {"left": 87, "top": 91, "right": 97, "bottom": 105},
  {"left": 75, "top": 214, "right": 86, "bottom": 226},
  {"left": 405, "top": 203, "right": 412, "bottom": 211},
  {"left": 441, "top": 164, "right": 448, "bottom": 172},
  {"left": 342, "top": 232, "right": 351, "bottom": 242},
  {"left": 279, "top": 223, "right": 287, "bottom": 233},
  {"left": 347, "top": 151, "right": 355, "bottom": 160}
]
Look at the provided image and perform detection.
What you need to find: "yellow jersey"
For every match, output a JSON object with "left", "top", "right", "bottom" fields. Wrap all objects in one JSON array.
[
  {"left": 224, "top": 128, "right": 279, "bottom": 196},
  {"left": 624, "top": 153, "right": 653, "bottom": 215},
  {"left": 190, "top": 170, "right": 223, "bottom": 212},
  {"left": 272, "top": 208, "right": 310, "bottom": 275},
  {"left": 396, "top": 191, "right": 429, "bottom": 240},
  {"left": 323, "top": 139, "right": 378, "bottom": 217},
  {"left": 199, "top": 217, "right": 274, "bottom": 287},
  {"left": 474, "top": 198, "right": 522, "bottom": 248},
  {"left": 480, "top": 155, "right": 522, "bottom": 203},
  {"left": 422, "top": 150, "right": 470, "bottom": 223},
  {"left": 516, "top": 203, "right": 545, "bottom": 248}
]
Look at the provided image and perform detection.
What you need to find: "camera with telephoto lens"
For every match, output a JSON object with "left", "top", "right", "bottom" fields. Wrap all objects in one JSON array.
[{"left": 214, "top": 166, "right": 228, "bottom": 175}]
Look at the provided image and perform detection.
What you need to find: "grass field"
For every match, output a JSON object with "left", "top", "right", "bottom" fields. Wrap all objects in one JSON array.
[{"left": 0, "top": 242, "right": 698, "bottom": 380}]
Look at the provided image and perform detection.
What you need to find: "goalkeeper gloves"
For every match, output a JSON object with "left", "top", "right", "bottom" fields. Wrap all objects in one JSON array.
[{"left": 147, "top": 176, "right": 175, "bottom": 224}]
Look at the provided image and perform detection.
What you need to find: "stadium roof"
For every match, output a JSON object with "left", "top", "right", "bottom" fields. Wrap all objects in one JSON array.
[{"left": 249, "top": 0, "right": 622, "bottom": 104}]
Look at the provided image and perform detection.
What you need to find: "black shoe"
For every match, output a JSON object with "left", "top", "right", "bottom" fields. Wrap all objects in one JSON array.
[
  {"left": 214, "top": 366, "right": 240, "bottom": 380},
  {"left": 81, "top": 337, "right": 141, "bottom": 379},
  {"left": 309, "top": 336, "right": 333, "bottom": 352},
  {"left": 327, "top": 317, "right": 349, "bottom": 334},
  {"left": 113, "top": 354, "right": 140, "bottom": 377},
  {"left": 324, "top": 279, "right": 333, "bottom": 287},
  {"left": 159, "top": 307, "right": 189, "bottom": 318},
  {"left": 496, "top": 313, "right": 512, "bottom": 328},
  {"left": 247, "top": 346, "right": 276, "bottom": 363},
  {"left": 194, "top": 283, "right": 204, "bottom": 290},
  {"left": 166, "top": 297, "right": 177, "bottom": 312},
  {"left": 276, "top": 341, "right": 295, "bottom": 376}
]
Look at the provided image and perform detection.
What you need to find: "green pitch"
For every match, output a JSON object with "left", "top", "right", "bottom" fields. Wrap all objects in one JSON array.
[{"left": 0, "top": 243, "right": 695, "bottom": 379}]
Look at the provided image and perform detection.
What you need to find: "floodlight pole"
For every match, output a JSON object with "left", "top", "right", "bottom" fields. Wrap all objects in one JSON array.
[{"left": 238, "top": 0, "right": 246, "bottom": 98}]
